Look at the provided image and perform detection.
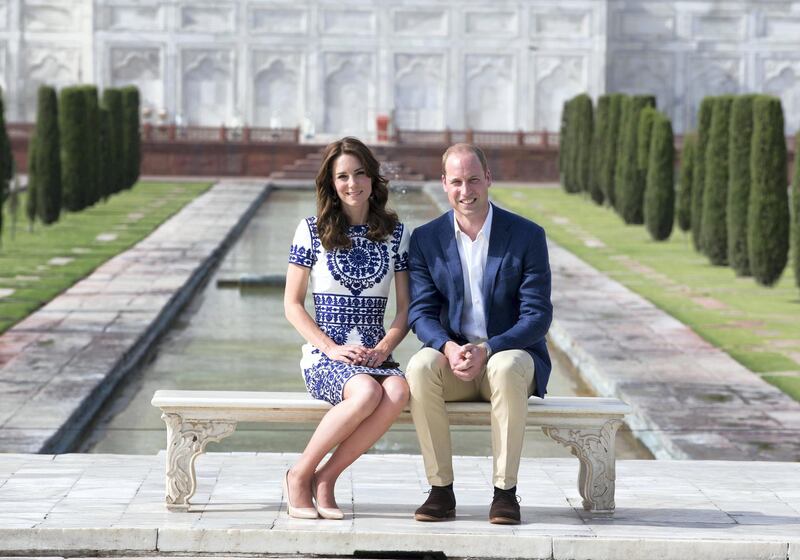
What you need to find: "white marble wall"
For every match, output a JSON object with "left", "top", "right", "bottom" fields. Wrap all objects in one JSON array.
[{"left": 0, "top": 0, "right": 798, "bottom": 135}]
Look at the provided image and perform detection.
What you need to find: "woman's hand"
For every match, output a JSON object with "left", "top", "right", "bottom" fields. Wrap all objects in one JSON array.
[
  {"left": 361, "top": 345, "right": 390, "bottom": 368},
  {"left": 324, "top": 344, "right": 369, "bottom": 365}
]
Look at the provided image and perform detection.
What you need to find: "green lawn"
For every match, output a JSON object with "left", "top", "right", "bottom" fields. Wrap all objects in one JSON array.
[
  {"left": 0, "top": 181, "right": 211, "bottom": 333},
  {"left": 494, "top": 186, "right": 800, "bottom": 402}
]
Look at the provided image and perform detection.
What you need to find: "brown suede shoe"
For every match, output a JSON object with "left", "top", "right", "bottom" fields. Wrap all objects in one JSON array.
[
  {"left": 414, "top": 485, "right": 456, "bottom": 521},
  {"left": 489, "top": 486, "right": 521, "bottom": 525}
]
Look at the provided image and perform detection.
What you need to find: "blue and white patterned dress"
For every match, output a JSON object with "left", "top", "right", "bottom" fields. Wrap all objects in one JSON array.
[{"left": 288, "top": 216, "right": 410, "bottom": 405}]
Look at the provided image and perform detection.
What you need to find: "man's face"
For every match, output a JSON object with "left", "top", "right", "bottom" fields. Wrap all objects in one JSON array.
[{"left": 442, "top": 151, "right": 491, "bottom": 221}]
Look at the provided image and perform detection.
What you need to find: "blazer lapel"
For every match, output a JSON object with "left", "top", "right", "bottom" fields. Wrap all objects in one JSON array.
[
  {"left": 438, "top": 212, "right": 464, "bottom": 332},
  {"left": 482, "top": 205, "right": 512, "bottom": 320}
]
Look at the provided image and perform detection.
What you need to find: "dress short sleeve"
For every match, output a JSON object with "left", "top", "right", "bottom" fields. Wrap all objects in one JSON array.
[
  {"left": 392, "top": 222, "right": 410, "bottom": 272},
  {"left": 288, "top": 217, "right": 316, "bottom": 268}
]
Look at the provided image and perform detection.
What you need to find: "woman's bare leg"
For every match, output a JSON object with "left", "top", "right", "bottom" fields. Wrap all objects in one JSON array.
[
  {"left": 313, "top": 375, "right": 410, "bottom": 509},
  {"left": 287, "top": 375, "right": 384, "bottom": 509}
]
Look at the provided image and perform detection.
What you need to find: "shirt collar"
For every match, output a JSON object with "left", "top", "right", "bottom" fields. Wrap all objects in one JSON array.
[{"left": 454, "top": 203, "right": 493, "bottom": 241}]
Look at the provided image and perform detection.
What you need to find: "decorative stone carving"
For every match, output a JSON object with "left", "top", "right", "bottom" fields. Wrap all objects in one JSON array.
[
  {"left": 24, "top": 3, "right": 76, "bottom": 32},
  {"left": 253, "top": 53, "right": 301, "bottom": 127},
  {"left": 393, "top": 9, "right": 447, "bottom": 35},
  {"left": 465, "top": 55, "right": 514, "bottom": 131},
  {"left": 531, "top": 10, "right": 591, "bottom": 38},
  {"left": 535, "top": 55, "right": 586, "bottom": 132},
  {"left": 181, "top": 49, "right": 234, "bottom": 125},
  {"left": 180, "top": 5, "right": 235, "bottom": 33},
  {"left": 692, "top": 14, "right": 745, "bottom": 40},
  {"left": 394, "top": 54, "right": 445, "bottom": 130},
  {"left": 465, "top": 11, "right": 517, "bottom": 34},
  {"left": 162, "top": 413, "right": 237, "bottom": 509},
  {"left": 0, "top": 1, "right": 8, "bottom": 30},
  {"left": 759, "top": 14, "right": 800, "bottom": 40},
  {"left": 110, "top": 47, "right": 162, "bottom": 111},
  {"left": 609, "top": 53, "right": 675, "bottom": 123},
  {"left": 250, "top": 7, "right": 307, "bottom": 34},
  {"left": 105, "top": 5, "right": 164, "bottom": 31},
  {"left": 686, "top": 56, "right": 742, "bottom": 129},
  {"left": 323, "top": 53, "right": 373, "bottom": 134},
  {"left": 542, "top": 419, "right": 622, "bottom": 512},
  {"left": 22, "top": 47, "right": 80, "bottom": 120},
  {"left": 762, "top": 59, "right": 800, "bottom": 133},
  {"left": 321, "top": 9, "right": 375, "bottom": 35},
  {"left": 614, "top": 7, "right": 676, "bottom": 40}
]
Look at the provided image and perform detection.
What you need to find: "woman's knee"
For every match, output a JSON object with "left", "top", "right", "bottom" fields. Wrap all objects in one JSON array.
[
  {"left": 343, "top": 375, "right": 383, "bottom": 411},
  {"left": 382, "top": 376, "right": 410, "bottom": 408}
]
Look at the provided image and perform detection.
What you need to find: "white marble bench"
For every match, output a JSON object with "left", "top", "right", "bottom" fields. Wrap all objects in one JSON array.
[{"left": 151, "top": 390, "right": 631, "bottom": 513}]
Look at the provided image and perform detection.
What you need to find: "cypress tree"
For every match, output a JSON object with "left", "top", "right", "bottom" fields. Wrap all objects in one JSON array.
[
  {"left": 748, "top": 96, "right": 790, "bottom": 286},
  {"left": 701, "top": 96, "right": 734, "bottom": 266},
  {"left": 26, "top": 135, "right": 37, "bottom": 229},
  {"left": 617, "top": 95, "right": 656, "bottom": 224},
  {"left": 0, "top": 89, "right": 10, "bottom": 244},
  {"left": 101, "top": 88, "right": 124, "bottom": 194},
  {"left": 601, "top": 93, "right": 623, "bottom": 208},
  {"left": 33, "top": 85, "right": 61, "bottom": 225},
  {"left": 727, "top": 94, "right": 756, "bottom": 276},
  {"left": 121, "top": 86, "right": 141, "bottom": 189},
  {"left": 644, "top": 112, "right": 675, "bottom": 241},
  {"left": 98, "top": 107, "right": 112, "bottom": 201},
  {"left": 637, "top": 106, "right": 657, "bottom": 173},
  {"left": 589, "top": 95, "right": 608, "bottom": 205},
  {"left": 677, "top": 134, "right": 696, "bottom": 232},
  {"left": 792, "top": 131, "right": 800, "bottom": 290},
  {"left": 692, "top": 97, "right": 714, "bottom": 252},
  {"left": 613, "top": 95, "right": 633, "bottom": 214},
  {"left": 82, "top": 85, "right": 100, "bottom": 206},
  {"left": 564, "top": 97, "right": 580, "bottom": 193},
  {"left": 574, "top": 93, "right": 594, "bottom": 195},
  {"left": 59, "top": 86, "right": 87, "bottom": 211}
]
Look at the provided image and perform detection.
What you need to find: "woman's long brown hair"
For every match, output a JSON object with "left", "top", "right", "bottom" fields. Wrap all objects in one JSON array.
[{"left": 315, "top": 137, "right": 398, "bottom": 251}]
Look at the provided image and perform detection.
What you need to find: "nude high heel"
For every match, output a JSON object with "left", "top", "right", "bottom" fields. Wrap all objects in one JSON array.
[
  {"left": 283, "top": 470, "right": 318, "bottom": 519},
  {"left": 312, "top": 475, "right": 344, "bottom": 520}
]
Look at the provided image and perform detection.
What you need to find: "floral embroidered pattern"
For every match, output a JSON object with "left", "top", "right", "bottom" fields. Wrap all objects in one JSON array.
[{"left": 327, "top": 228, "right": 390, "bottom": 296}]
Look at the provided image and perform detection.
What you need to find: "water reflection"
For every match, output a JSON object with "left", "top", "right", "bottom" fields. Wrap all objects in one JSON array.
[{"left": 83, "top": 187, "right": 651, "bottom": 460}]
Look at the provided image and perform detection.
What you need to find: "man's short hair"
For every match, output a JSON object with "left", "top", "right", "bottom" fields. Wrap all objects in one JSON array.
[{"left": 441, "top": 143, "right": 489, "bottom": 176}]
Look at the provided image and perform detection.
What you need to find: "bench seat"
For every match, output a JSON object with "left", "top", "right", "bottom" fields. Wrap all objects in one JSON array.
[{"left": 152, "top": 390, "right": 631, "bottom": 514}]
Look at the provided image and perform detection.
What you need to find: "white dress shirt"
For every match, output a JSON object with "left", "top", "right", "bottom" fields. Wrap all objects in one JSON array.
[{"left": 454, "top": 205, "right": 493, "bottom": 344}]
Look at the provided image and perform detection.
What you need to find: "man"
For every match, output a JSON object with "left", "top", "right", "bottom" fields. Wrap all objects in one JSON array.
[{"left": 406, "top": 143, "right": 552, "bottom": 525}]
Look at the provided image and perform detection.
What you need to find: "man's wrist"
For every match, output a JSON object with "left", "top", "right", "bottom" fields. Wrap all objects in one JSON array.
[{"left": 479, "top": 342, "right": 493, "bottom": 359}]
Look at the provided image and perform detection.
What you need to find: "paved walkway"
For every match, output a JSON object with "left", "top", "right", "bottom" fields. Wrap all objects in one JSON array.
[
  {"left": 0, "top": 180, "right": 269, "bottom": 453},
  {"left": 0, "top": 452, "right": 798, "bottom": 559}
]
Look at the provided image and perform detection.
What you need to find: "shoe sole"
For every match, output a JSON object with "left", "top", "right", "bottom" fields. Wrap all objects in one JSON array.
[
  {"left": 489, "top": 515, "right": 521, "bottom": 525},
  {"left": 414, "top": 509, "right": 456, "bottom": 522}
]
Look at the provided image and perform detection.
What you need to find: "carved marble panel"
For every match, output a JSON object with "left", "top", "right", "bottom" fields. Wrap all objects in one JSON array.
[
  {"left": 323, "top": 52, "right": 373, "bottom": 134},
  {"left": 252, "top": 52, "right": 301, "bottom": 127},
  {"left": 615, "top": 8, "right": 676, "bottom": 40},
  {"left": 609, "top": 52, "right": 675, "bottom": 120},
  {"left": 0, "top": 1, "right": 8, "bottom": 30},
  {"left": 465, "top": 55, "right": 514, "bottom": 131},
  {"left": 759, "top": 15, "right": 800, "bottom": 40},
  {"left": 692, "top": 14, "right": 745, "bottom": 40},
  {"left": 110, "top": 47, "right": 162, "bottom": 112},
  {"left": 181, "top": 49, "right": 234, "bottom": 126},
  {"left": 24, "top": 2, "right": 77, "bottom": 32},
  {"left": 393, "top": 9, "right": 447, "bottom": 36},
  {"left": 465, "top": 11, "right": 517, "bottom": 35},
  {"left": 534, "top": 55, "right": 586, "bottom": 132},
  {"left": 686, "top": 56, "right": 742, "bottom": 129},
  {"left": 531, "top": 10, "right": 591, "bottom": 38},
  {"left": 179, "top": 5, "right": 235, "bottom": 33},
  {"left": 393, "top": 54, "right": 445, "bottom": 130},
  {"left": 320, "top": 9, "right": 375, "bottom": 35},
  {"left": 249, "top": 7, "right": 307, "bottom": 34},
  {"left": 22, "top": 47, "right": 81, "bottom": 120},
  {"left": 761, "top": 58, "right": 800, "bottom": 133},
  {"left": 105, "top": 5, "right": 164, "bottom": 31}
]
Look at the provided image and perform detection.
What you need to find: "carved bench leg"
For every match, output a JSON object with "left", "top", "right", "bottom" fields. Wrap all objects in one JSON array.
[
  {"left": 542, "top": 419, "right": 622, "bottom": 513},
  {"left": 162, "top": 412, "right": 237, "bottom": 510}
]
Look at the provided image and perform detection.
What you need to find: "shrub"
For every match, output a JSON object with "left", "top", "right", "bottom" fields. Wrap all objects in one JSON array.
[
  {"left": 121, "top": 86, "right": 141, "bottom": 189},
  {"left": 82, "top": 86, "right": 100, "bottom": 206},
  {"left": 59, "top": 86, "right": 87, "bottom": 211},
  {"left": 564, "top": 97, "right": 582, "bottom": 194},
  {"left": 601, "top": 94, "right": 624, "bottom": 207},
  {"left": 748, "top": 96, "right": 790, "bottom": 286},
  {"left": 26, "top": 135, "right": 37, "bottom": 228},
  {"left": 613, "top": 95, "right": 632, "bottom": 214},
  {"left": 617, "top": 95, "right": 656, "bottom": 224},
  {"left": 793, "top": 131, "right": 800, "bottom": 290},
  {"left": 637, "top": 106, "right": 657, "bottom": 172},
  {"left": 691, "top": 97, "right": 714, "bottom": 252},
  {"left": 644, "top": 112, "right": 675, "bottom": 241},
  {"left": 727, "top": 95, "right": 756, "bottom": 276},
  {"left": 676, "top": 134, "right": 695, "bottom": 232},
  {"left": 101, "top": 88, "right": 124, "bottom": 195},
  {"left": 33, "top": 85, "right": 61, "bottom": 225},
  {"left": 589, "top": 95, "right": 608, "bottom": 205},
  {"left": 0, "top": 89, "right": 10, "bottom": 243},
  {"left": 98, "top": 107, "right": 112, "bottom": 201},
  {"left": 574, "top": 93, "right": 594, "bottom": 195},
  {"left": 701, "top": 95, "right": 734, "bottom": 266}
]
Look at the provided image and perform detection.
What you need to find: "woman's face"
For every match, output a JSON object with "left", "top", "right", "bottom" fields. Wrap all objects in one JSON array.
[{"left": 332, "top": 153, "right": 372, "bottom": 212}]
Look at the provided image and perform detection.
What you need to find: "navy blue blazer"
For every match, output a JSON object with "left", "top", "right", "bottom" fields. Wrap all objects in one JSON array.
[{"left": 407, "top": 204, "right": 553, "bottom": 398}]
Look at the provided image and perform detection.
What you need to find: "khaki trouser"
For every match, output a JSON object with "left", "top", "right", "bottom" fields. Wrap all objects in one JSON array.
[{"left": 406, "top": 347, "right": 535, "bottom": 490}]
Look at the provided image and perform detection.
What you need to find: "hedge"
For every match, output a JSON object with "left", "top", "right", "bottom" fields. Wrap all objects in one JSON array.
[
  {"left": 644, "top": 112, "right": 675, "bottom": 241},
  {"left": 616, "top": 95, "right": 656, "bottom": 224},
  {"left": 121, "top": 86, "right": 141, "bottom": 189},
  {"left": 727, "top": 95, "right": 756, "bottom": 276},
  {"left": 589, "top": 95, "right": 608, "bottom": 205},
  {"left": 601, "top": 94, "right": 624, "bottom": 207},
  {"left": 748, "top": 96, "right": 790, "bottom": 286},
  {"left": 82, "top": 85, "right": 100, "bottom": 206},
  {"left": 98, "top": 107, "right": 112, "bottom": 201},
  {"left": 59, "top": 86, "right": 87, "bottom": 211},
  {"left": 0, "top": 90, "right": 9, "bottom": 242},
  {"left": 792, "top": 131, "right": 800, "bottom": 290},
  {"left": 101, "top": 88, "right": 124, "bottom": 195},
  {"left": 637, "top": 106, "right": 657, "bottom": 173},
  {"left": 574, "top": 94, "right": 594, "bottom": 195},
  {"left": 26, "top": 135, "right": 37, "bottom": 227},
  {"left": 676, "top": 134, "right": 695, "bottom": 232},
  {"left": 33, "top": 85, "right": 61, "bottom": 224},
  {"left": 692, "top": 96, "right": 714, "bottom": 252},
  {"left": 701, "top": 95, "right": 734, "bottom": 266}
]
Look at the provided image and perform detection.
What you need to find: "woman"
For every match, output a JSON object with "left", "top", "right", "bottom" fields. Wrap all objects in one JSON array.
[{"left": 283, "top": 137, "right": 410, "bottom": 519}]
